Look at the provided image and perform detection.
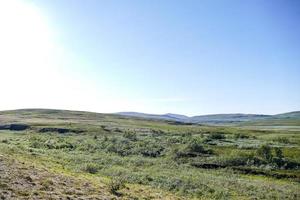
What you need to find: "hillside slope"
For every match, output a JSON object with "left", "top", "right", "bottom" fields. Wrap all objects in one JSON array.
[{"left": 117, "top": 111, "right": 300, "bottom": 125}]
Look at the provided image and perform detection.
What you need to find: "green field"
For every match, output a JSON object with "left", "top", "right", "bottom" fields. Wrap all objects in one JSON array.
[{"left": 0, "top": 109, "right": 299, "bottom": 199}]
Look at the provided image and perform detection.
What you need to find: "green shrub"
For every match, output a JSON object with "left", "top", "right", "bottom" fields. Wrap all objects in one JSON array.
[
  {"left": 136, "top": 140, "right": 164, "bottom": 157},
  {"left": 188, "top": 138, "right": 207, "bottom": 153},
  {"left": 271, "top": 157, "right": 285, "bottom": 168},
  {"left": 108, "top": 177, "right": 126, "bottom": 195},
  {"left": 41, "top": 179, "right": 54, "bottom": 190},
  {"left": 274, "top": 147, "right": 283, "bottom": 159},
  {"left": 220, "top": 153, "right": 261, "bottom": 167},
  {"left": 257, "top": 144, "right": 273, "bottom": 161},
  {"left": 123, "top": 131, "right": 137, "bottom": 141},
  {"left": 208, "top": 133, "right": 225, "bottom": 140},
  {"left": 272, "top": 137, "right": 290, "bottom": 144},
  {"left": 105, "top": 137, "right": 133, "bottom": 156},
  {"left": 1, "top": 139, "right": 9, "bottom": 144},
  {"left": 233, "top": 133, "right": 249, "bottom": 139},
  {"left": 173, "top": 138, "right": 212, "bottom": 158},
  {"left": 82, "top": 163, "right": 99, "bottom": 174}
]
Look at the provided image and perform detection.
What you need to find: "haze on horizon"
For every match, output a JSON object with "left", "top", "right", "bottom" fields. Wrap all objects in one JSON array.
[{"left": 0, "top": 0, "right": 299, "bottom": 116}]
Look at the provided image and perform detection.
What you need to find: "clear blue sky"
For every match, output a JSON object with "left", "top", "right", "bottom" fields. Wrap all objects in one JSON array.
[{"left": 0, "top": 0, "right": 299, "bottom": 115}]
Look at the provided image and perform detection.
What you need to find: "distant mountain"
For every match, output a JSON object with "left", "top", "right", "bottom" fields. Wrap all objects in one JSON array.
[
  {"left": 117, "top": 112, "right": 189, "bottom": 121},
  {"left": 237, "top": 111, "right": 300, "bottom": 126},
  {"left": 117, "top": 111, "right": 300, "bottom": 125},
  {"left": 162, "top": 113, "right": 190, "bottom": 120},
  {"left": 0, "top": 109, "right": 299, "bottom": 126},
  {"left": 189, "top": 114, "right": 271, "bottom": 124},
  {"left": 273, "top": 111, "right": 300, "bottom": 119}
]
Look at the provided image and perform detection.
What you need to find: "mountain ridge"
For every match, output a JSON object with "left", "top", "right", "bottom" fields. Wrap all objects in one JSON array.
[
  {"left": 117, "top": 111, "right": 300, "bottom": 124},
  {"left": 0, "top": 108, "right": 299, "bottom": 125}
]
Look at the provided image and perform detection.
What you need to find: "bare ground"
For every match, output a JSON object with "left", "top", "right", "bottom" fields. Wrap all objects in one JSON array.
[
  {"left": 0, "top": 155, "right": 115, "bottom": 200},
  {"left": 0, "top": 154, "right": 181, "bottom": 200}
]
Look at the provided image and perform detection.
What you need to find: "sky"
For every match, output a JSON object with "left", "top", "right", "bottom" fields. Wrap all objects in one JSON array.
[{"left": 0, "top": 0, "right": 299, "bottom": 116}]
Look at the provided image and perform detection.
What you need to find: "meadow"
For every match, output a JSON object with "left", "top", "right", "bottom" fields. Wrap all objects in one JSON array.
[{"left": 0, "top": 109, "right": 299, "bottom": 199}]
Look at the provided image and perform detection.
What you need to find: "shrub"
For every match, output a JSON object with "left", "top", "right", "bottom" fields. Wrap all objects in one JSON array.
[
  {"left": 208, "top": 133, "right": 225, "bottom": 140},
  {"left": 274, "top": 147, "right": 283, "bottom": 159},
  {"left": 123, "top": 131, "right": 137, "bottom": 141},
  {"left": 140, "top": 149, "right": 161, "bottom": 157},
  {"left": 257, "top": 144, "right": 273, "bottom": 161},
  {"left": 136, "top": 141, "right": 164, "bottom": 157},
  {"left": 188, "top": 138, "right": 207, "bottom": 153},
  {"left": 108, "top": 177, "right": 126, "bottom": 195},
  {"left": 173, "top": 138, "right": 212, "bottom": 158},
  {"left": 273, "top": 137, "right": 290, "bottom": 144},
  {"left": 82, "top": 163, "right": 99, "bottom": 174},
  {"left": 28, "top": 135, "right": 45, "bottom": 148},
  {"left": 103, "top": 135, "right": 108, "bottom": 141},
  {"left": 105, "top": 138, "right": 133, "bottom": 156},
  {"left": 220, "top": 153, "right": 261, "bottom": 167},
  {"left": 41, "top": 179, "right": 54, "bottom": 190},
  {"left": 284, "top": 160, "right": 300, "bottom": 169},
  {"left": 233, "top": 133, "right": 250, "bottom": 139},
  {"left": 272, "top": 157, "right": 285, "bottom": 168},
  {"left": 151, "top": 129, "right": 164, "bottom": 135},
  {"left": 1, "top": 139, "right": 9, "bottom": 144}
]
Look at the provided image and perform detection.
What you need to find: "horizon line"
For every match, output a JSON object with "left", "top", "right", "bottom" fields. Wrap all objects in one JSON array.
[{"left": 0, "top": 107, "right": 299, "bottom": 117}]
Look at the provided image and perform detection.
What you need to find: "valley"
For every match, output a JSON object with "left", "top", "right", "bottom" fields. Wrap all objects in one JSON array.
[{"left": 0, "top": 109, "right": 299, "bottom": 199}]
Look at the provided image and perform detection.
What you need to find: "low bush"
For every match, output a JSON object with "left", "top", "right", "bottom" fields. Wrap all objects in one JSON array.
[
  {"left": 256, "top": 144, "right": 273, "bottom": 161},
  {"left": 173, "top": 138, "right": 212, "bottom": 158},
  {"left": 106, "top": 140, "right": 133, "bottom": 156},
  {"left": 272, "top": 137, "right": 291, "bottom": 144},
  {"left": 108, "top": 177, "right": 126, "bottom": 195},
  {"left": 135, "top": 140, "right": 164, "bottom": 157},
  {"left": 220, "top": 153, "right": 261, "bottom": 167},
  {"left": 82, "top": 163, "right": 99, "bottom": 174},
  {"left": 188, "top": 138, "right": 208, "bottom": 153},
  {"left": 1, "top": 139, "right": 9, "bottom": 144},
  {"left": 255, "top": 145, "right": 299, "bottom": 169},
  {"left": 123, "top": 131, "right": 137, "bottom": 141},
  {"left": 233, "top": 133, "right": 250, "bottom": 139},
  {"left": 208, "top": 133, "right": 225, "bottom": 140}
]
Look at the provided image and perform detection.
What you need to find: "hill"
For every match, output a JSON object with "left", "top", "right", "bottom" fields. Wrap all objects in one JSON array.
[
  {"left": 117, "top": 111, "right": 300, "bottom": 125},
  {"left": 274, "top": 111, "right": 300, "bottom": 119},
  {"left": 189, "top": 113, "right": 271, "bottom": 124},
  {"left": 117, "top": 112, "right": 189, "bottom": 121}
]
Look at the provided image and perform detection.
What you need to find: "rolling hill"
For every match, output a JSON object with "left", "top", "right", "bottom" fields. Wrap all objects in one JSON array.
[{"left": 117, "top": 111, "right": 300, "bottom": 125}]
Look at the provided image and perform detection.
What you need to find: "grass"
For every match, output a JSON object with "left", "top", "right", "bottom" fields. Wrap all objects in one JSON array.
[{"left": 0, "top": 109, "right": 299, "bottom": 199}]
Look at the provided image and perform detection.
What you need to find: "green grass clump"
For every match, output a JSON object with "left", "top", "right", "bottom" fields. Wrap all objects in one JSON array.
[
  {"left": 108, "top": 176, "right": 126, "bottom": 195},
  {"left": 82, "top": 163, "right": 99, "bottom": 174}
]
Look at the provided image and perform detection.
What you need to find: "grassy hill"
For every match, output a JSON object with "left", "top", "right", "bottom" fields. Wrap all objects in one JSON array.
[
  {"left": 117, "top": 112, "right": 190, "bottom": 122},
  {"left": 117, "top": 111, "right": 300, "bottom": 125},
  {"left": 274, "top": 111, "right": 300, "bottom": 119},
  {"left": 189, "top": 113, "right": 271, "bottom": 124},
  {"left": 0, "top": 109, "right": 299, "bottom": 199},
  {"left": 239, "top": 112, "right": 300, "bottom": 127}
]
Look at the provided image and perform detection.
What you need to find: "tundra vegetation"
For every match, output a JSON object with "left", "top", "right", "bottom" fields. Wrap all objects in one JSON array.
[{"left": 0, "top": 109, "right": 299, "bottom": 199}]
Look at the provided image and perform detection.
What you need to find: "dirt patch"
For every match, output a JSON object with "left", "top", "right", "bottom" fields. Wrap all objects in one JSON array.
[{"left": 0, "top": 155, "right": 114, "bottom": 200}]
